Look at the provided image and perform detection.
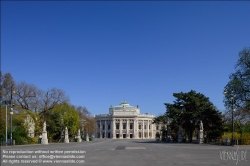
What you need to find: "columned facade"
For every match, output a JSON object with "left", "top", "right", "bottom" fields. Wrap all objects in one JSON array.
[{"left": 95, "top": 101, "right": 157, "bottom": 139}]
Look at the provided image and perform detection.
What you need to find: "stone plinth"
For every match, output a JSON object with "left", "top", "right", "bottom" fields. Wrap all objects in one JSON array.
[
  {"left": 64, "top": 127, "right": 69, "bottom": 143},
  {"left": 86, "top": 133, "right": 89, "bottom": 142},
  {"left": 198, "top": 130, "right": 204, "bottom": 144},
  {"left": 41, "top": 131, "right": 48, "bottom": 144},
  {"left": 77, "top": 129, "right": 82, "bottom": 142},
  {"left": 41, "top": 121, "right": 48, "bottom": 144},
  {"left": 198, "top": 121, "right": 204, "bottom": 144}
]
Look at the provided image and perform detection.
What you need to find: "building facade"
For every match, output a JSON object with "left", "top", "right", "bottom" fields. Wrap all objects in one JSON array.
[{"left": 94, "top": 101, "right": 161, "bottom": 139}]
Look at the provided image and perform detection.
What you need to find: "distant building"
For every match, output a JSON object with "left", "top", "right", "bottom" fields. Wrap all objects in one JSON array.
[{"left": 94, "top": 101, "right": 162, "bottom": 139}]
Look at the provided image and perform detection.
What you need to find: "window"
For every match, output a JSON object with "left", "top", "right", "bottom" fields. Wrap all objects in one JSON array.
[
  {"left": 130, "top": 124, "right": 133, "bottom": 129},
  {"left": 123, "top": 124, "right": 126, "bottom": 129},
  {"left": 149, "top": 125, "right": 151, "bottom": 130},
  {"left": 156, "top": 126, "right": 159, "bottom": 130},
  {"left": 144, "top": 125, "right": 146, "bottom": 129},
  {"left": 116, "top": 124, "right": 119, "bottom": 129},
  {"left": 139, "top": 125, "right": 141, "bottom": 129},
  {"left": 108, "top": 125, "right": 110, "bottom": 130},
  {"left": 103, "top": 125, "right": 105, "bottom": 130}
]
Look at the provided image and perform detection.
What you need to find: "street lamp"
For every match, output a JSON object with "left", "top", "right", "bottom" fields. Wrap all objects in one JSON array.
[
  {"left": 223, "top": 90, "right": 235, "bottom": 146},
  {"left": 10, "top": 108, "right": 13, "bottom": 146},
  {"left": 10, "top": 86, "right": 15, "bottom": 146},
  {"left": 1, "top": 85, "right": 15, "bottom": 146}
]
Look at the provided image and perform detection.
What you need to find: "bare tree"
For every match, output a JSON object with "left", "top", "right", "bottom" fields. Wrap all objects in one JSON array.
[
  {"left": 76, "top": 106, "right": 91, "bottom": 118},
  {"left": 14, "top": 82, "right": 42, "bottom": 112},
  {"left": 39, "top": 88, "right": 69, "bottom": 120}
]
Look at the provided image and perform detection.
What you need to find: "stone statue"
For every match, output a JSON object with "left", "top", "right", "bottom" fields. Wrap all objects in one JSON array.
[
  {"left": 200, "top": 121, "right": 203, "bottom": 131},
  {"left": 41, "top": 121, "right": 48, "bottom": 144},
  {"left": 86, "top": 133, "right": 89, "bottom": 142},
  {"left": 198, "top": 120, "right": 204, "bottom": 144},
  {"left": 77, "top": 129, "right": 82, "bottom": 142},
  {"left": 43, "top": 121, "right": 46, "bottom": 132},
  {"left": 65, "top": 127, "right": 68, "bottom": 135},
  {"left": 65, "top": 127, "right": 69, "bottom": 143},
  {"left": 78, "top": 129, "right": 80, "bottom": 136}
]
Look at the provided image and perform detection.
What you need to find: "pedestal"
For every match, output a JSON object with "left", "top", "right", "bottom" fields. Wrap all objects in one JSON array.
[
  {"left": 77, "top": 137, "right": 82, "bottom": 142},
  {"left": 77, "top": 129, "right": 82, "bottom": 142},
  {"left": 86, "top": 134, "right": 89, "bottom": 142},
  {"left": 178, "top": 134, "right": 182, "bottom": 143},
  {"left": 41, "top": 131, "right": 48, "bottom": 144},
  {"left": 65, "top": 127, "right": 69, "bottom": 143},
  {"left": 198, "top": 130, "right": 204, "bottom": 144},
  {"left": 65, "top": 135, "right": 69, "bottom": 143}
]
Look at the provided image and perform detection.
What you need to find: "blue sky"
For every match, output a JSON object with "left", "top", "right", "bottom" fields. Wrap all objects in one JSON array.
[{"left": 1, "top": 1, "right": 250, "bottom": 116}]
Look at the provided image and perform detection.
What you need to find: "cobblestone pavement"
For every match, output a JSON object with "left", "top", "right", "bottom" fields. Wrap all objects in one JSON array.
[{"left": 1, "top": 139, "right": 250, "bottom": 166}]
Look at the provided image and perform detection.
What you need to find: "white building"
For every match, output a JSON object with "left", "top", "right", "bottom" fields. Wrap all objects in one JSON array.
[{"left": 95, "top": 101, "right": 161, "bottom": 139}]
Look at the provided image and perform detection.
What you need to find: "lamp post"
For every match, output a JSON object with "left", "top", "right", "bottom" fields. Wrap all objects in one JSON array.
[
  {"left": 105, "top": 130, "right": 106, "bottom": 141},
  {"left": 1, "top": 85, "right": 15, "bottom": 146},
  {"left": 60, "top": 112, "right": 63, "bottom": 142},
  {"left": 10, "top": 108, "right": 13, "bottom": 146},
  {"left": 5, "top": 103, "right": 7, "bottom": 146},
  {"left": 224, "top": 90, "right": 235, "bottom": 146},
  {"left": 82, "top": 119, "right": 86, "bottom": 137},
  {"left": 166, "top": 118, "right": 172, "bottom": 143},
  {"left": 10, "top": 86, "right": 15, "bottom": 146},
  {"left": 1, "top": 99, "right": 10, "bottom": 146}
]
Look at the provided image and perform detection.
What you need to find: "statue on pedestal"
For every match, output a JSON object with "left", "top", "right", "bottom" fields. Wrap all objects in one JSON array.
[
  {"left": 41, "top": 121, "right": 48, "bottom": 144},
  {"left": 86, "top": 133, "right": 89, "bottom": 142},
  {"left": 198, "top": 120, "right": 204, "bottom": 144},
  {"left": 200, "top": 121, "right": 204, "bottom": 130},
  {"left": 77, "top": 129, "right": 82, "bottom": 142},
  {"left": 64, "top": 127, "right": 69, "bottom": 143}
]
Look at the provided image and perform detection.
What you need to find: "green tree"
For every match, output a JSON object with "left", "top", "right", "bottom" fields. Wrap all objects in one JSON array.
[
  {"left": 46, "top": 102, "right": 80, "bottom": 141},
  {"left": 165, "top": 90, "right": 224, "bottom": 142},
  {"left": 153, "top": 115, "right": 168, "bottom": 141}
]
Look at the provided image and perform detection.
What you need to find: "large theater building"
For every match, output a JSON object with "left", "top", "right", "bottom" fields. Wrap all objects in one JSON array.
[{"left": 94, "top": 101, "right": 161, "bottom": 139}]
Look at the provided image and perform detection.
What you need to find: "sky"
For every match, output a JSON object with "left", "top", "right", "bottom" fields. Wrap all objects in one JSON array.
[{"left": 1, "top": 1, "right": 250, "bottom": 117}]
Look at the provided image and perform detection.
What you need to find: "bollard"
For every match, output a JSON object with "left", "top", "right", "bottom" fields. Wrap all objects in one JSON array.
[{"left": 13, "top": 140, "right": 15, "bottom": 146}]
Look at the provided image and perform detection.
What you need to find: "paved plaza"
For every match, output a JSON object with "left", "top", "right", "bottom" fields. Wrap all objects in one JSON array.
[{"left": 1, "top": 139, "right": 250, "bottom": 166}]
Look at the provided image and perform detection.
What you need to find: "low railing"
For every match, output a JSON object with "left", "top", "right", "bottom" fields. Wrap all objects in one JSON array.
[
  {"left": 94, "top": 114, "right": 111, "bottom": 117},
  {"left": 138, "top": 114, "right": 155, "bottom": 117}
]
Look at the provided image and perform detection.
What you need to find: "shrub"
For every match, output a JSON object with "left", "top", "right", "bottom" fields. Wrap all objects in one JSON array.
[
  {"left": 221, "top": 132, "right": 250, "bottom": 145},
  {"left": 31, "top": 137, "right": 38, "bottom": 144},
  {"left": 241, "top": 133, "right": 250, "bottom": 145},
  {"left": 222, "top": 132, "right": 241, "bottom": 140}
]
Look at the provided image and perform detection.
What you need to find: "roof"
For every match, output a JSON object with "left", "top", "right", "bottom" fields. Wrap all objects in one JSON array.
[{"left": 112, "top": 100, "right": 135, "bottom": 108}]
